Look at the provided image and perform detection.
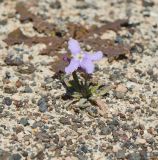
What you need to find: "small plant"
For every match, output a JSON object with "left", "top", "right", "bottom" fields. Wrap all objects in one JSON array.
[{"left": 60, "top": 38, "right": 109, "bottom": 99}]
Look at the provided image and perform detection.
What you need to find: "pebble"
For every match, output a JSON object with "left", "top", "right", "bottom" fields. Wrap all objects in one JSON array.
[
  {"left": 22, "top": 86, "right": 33, "bottom": 93},
  {"left": 9, "top": 153, "right": 22, "bottom": 160},
  {"left": 115, "top": 84, "right": 127, "bottom": 99},
  {"left": 136, "top": 138, "right": 146, "bottom": 144},
  {"left": 21, "top": 151, "right": 28, "bottom": 157},
  {"left": 59, "top": 117, "right": 71, "bottom": 125},
  {"left": 3, "top": 97, "right": 12, "bottom": 106},
  {"left": 49, "top": 0, "right": 61, "bottom": 9},
  {"left": 150, "top": 99, "right": 157, "bottom": 108},
  {"left": 37, "top": 97, "right": 48, "bottom": 112},
  {"left": 0, "top": 149, "right": 11, "bottom": 160},
  {"left": 4, "top": 86, "right": 18, "bottom": 94},
  {"left": 17, "top": 63, "right": 35, "bottom": 74},
  {"left": 0, "top": 105, "right": 4, "bottom": 113},
  {"left": 100, "top": 126, "right": 111, "bottom": 135},
  {"left": 19, "top": 117, "right": 29, "bottom": 126},
  {"left": 127, "top": 152, "right": 141, "bottom": 160},
  {"left": 4, "top": 54, "right": 23, "bottom": 66},
  {"left": 116, "top": 150, "right": 126, "bottom": 159}
]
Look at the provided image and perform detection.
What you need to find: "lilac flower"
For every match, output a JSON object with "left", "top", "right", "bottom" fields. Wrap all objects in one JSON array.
[{"left": 65, "top": 38, "right": 103, "bottom": 74}]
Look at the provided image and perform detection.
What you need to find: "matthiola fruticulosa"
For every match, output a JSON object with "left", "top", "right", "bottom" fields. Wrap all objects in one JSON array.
[
  {"left": 64, "top": 38, "right": 103, "bottom": 99},
  {"left": 65, "top": 38, "right": 103, "bottom": 74}
]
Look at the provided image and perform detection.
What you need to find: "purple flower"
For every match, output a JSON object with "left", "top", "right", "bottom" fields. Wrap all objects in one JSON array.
[{"left": 65, "top": 38, "right": 103, "bottom": 74}]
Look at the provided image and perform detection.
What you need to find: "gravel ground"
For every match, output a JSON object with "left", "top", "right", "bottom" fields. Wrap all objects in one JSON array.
[{"left": 0, "top": 0, "right": 158, "bottom": 160}]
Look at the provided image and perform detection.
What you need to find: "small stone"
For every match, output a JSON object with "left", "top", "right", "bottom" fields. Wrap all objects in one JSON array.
[
  {"left": 127, "top": 152, "right": 141, "bottom": 160},
  {"left": 50, "top": 0, "right": 61, "bottom": 9},
  {"left": 4, "top": 54, "right": 23, "bottom": 66},
  {"left": 35, "top": 132, "right": 50, "bottom": 142},
  {"left": 9, "top": 153, "right": 22, "bottom": 160},
  {"left": 151, "top": 74, "right": 158, "bottom": 82},
  {"left": 37, "top": 97, "right": 48, "bottom": 112},
  {"left": 115, "top": 84, "right": 127, "bottom": 99},
  {"left": 150, "top": 99, "right": 157, "bottom": 108},
  {"left": 17, "top": 63, "right": 35, "bottom": 74},
  {"left": 4, "top": 86, "right": 18, "bottom": 94},
  {"left": 19, "top": 118, "right": 29, "bottom": 126},
  {"left": 59, "top": 117, "right": 71, "bottom": 125},
  {"left": 136, "top": 138, "right": 146, "bottom": 144},
  {"left": 23, "top": 86, "right": 33, "bottom": 93},
  {"left": 116, "top": 150, "right": 126, "bottom": 159},
  {"left": 78, "top": 145, "right": 89, "bottom": 154},
  {"left": 100, "top": 126, "right": 111, "bottom": 135},
  {"left": 115, "top": 36, "right": 123, "bottom": 44},
  {"left": 147, "top": 69, "right": 153, "bottom": 75},
  {"left": 143, "top": 0, "right": 154, "bottom": 7},
  {"left": 3, "top": 97, "right": 12, "bottom": 106},
  {"left": 21, "top": 151, "right": 28, "bottom": 157},
  {"left": 0, "top": 149, "right": 11, "bottom": 160},
  {"left": 86, "top": 106, "right": 98, "bottom": 117},
  {"left": 0, "top": 19, "right": 7, "bottom": 25},
  {"left": 0, "top": 105, "right": 4, "bottom": 113}
]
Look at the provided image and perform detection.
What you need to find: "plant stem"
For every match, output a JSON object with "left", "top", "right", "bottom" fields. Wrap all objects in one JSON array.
[{"left": 72, "top": 71, "right": 81, "bottom": 91}]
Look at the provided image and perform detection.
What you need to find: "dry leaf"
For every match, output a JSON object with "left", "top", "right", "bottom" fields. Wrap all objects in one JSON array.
[
  {"left": 4, "top": 28, "right": 65, "bottom": 55},
  {"left": 16, "top": 2, "right": 56, "bottom": 34}
]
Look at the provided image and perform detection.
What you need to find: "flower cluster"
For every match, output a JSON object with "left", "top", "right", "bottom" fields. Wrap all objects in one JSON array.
[{"left": 65, "top": 39, "right": 103, "bottom": 74}]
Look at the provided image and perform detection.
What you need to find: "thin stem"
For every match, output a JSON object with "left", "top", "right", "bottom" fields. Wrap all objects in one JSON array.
[{"left": 72, "top": 71, "right": 81, "bottom": 92}]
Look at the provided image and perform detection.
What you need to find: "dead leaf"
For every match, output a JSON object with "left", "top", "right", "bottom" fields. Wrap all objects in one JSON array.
[
  {"left": 83, "top": 37, "right": 130, "bottom": 60},
  {"left": 16, "top": 2, "right": 57, "bottom": 35},
  {"left": 90, "top": 19, "right": 129, "bottom": 34},
  {"left": 4, "top": 28, "right": 65, "bottom": 55},
  {"left": 67, "top": 23, "right": 89, "bottom": 39}
]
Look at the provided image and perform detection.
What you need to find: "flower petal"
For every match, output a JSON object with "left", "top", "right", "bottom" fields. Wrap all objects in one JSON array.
[
  {"left": 80, "top": 59, "right": 94, "bottom": 74},
  {"left": 87, "top": 51, "right": 103, "bottom": 61},
  {"left": 65, "top": 58, "right": 79, "bottom": 74},
  {"left": 68, "top": 38, "right": 81, "bottom": 55}
]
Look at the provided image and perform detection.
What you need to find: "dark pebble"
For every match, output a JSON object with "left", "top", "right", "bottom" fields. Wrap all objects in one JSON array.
[
  {"left": 4, "top": 54, "right": 23, "bottom": 66},
  {"left": 0, "top": 149, "right": 11, "bottom": 160},
  {"left": 150, "top": 99, "right": 157, "bottom": 108},
  {"left": 17, "top": 63, "right": 35, "bottom": 74},
  {"left": 115, "top": 91, "right": 125, "bottom": 99},
  {"left": 131, "top": 43, "right": 144, "bottom": 54},
  {"left": 127, "top": 152, "right": 141, "bottom": 160},
  {"left": 32, "top": 121, "right": 44, "bottom": 128},
  {"left": 108, "top": 118, "right": 120, "bottom": 126},
  {"left": 143, "top": 0, "right": 154, "bottom": 7},
  {"left": 0, "top": 105, "right": 4, "bottom": 113},
  {"left": 52, "top": 134, "right": 59, "bottom": 144},
  {"left": 116, "top": 150, "right": 126, "bottom": 159},
  {"left": 78, "top": 145, "right": 89, "bottom": 154},
  {"left": 21, "top": 151, "right": 28, "bottom": 157},
  {"left": 19, "top": 118, "right": 29, "bottom": 126},
  {"left": 37, "top": 97, "right": 48, "bottom": 112},
  {"left": 23, "top": 86, "right": 33, "bottom": 93},
  {"left": 59, "top": 117, "right": 71, "bottom": 125},
  {"left": 0, "top": 19, "right": 7, "bottom": 25},
  {"left": 147, "top": 69, "right": 153, "bottom": 75},
  {"left": 151, "top": 74, "right": 158, "bottom": 82},
  {"left": 100, "top": 126, "right": 111, "bottom": 135},
  {"left": 76, "top": 153, "right": 88, "bottom": 160},
  {"left": 3, "top": 97, "right": 12, "bottom": 106},
  {"left": 35, "top": 132, "right": 50, "bottom": 142},
  {"left": 115, "top": 36, "right": 123, "bottom": 44},
  {"left": 9, "top": 153, "right": 22, "bottom": 160},
  {"left": 50, "top": 0, "right": 61, "bottom": 9},
  {"left": 4, "top": 86, "right": 18, "bottom": 94}
]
